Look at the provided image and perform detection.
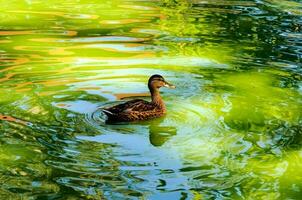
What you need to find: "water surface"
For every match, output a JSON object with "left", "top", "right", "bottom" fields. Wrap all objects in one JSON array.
[{"left": 0, "top": 0, "right": 301, "bottom": 199}]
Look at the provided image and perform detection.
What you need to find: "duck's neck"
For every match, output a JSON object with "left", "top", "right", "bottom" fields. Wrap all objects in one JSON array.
[{"left": 150, "top": 88, "right": 165, "bottom": 110}]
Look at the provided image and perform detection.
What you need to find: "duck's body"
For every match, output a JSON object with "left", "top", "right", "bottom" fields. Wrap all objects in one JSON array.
[
  {"left": 103, "top": 74, "right": 175, "bottom": 123},
  {"left": 103, "top": 99, "right": 165, "bottom": 122}
]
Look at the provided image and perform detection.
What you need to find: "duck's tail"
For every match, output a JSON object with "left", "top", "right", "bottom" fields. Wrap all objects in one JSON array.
[
  {"left": 102, "top": 109, "right": 115, "bottom": 117},
  {"left": 102, "top": 109, "right": 119, "bottom": 124}
]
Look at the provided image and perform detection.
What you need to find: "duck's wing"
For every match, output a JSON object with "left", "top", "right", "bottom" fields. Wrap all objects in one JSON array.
[
  {"left": 104, "top": 99, "right": 153, "bottom": 115},
  {"left": 123, "top": 100, "right": 155, "bottom": 112}
]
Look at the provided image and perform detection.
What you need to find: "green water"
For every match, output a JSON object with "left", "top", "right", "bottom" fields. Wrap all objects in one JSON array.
[{"left": 0, "top": 0, "right": 302, "bottom": 199}]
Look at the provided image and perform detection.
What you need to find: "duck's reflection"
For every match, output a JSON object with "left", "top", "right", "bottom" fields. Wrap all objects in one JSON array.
[
  {"left": 149, "top": 126, "right": 177, "bottom": 146},
  {"left": 148, "top": 118, "right": 177, "bottom": 147}
]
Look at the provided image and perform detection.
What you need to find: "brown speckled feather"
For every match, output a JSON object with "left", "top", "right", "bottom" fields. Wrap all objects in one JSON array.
[
  {"left": 103, "top": 99, "right": 165, "bottom": 122},
  {"left": 106, "top": 99, "right": 152, "bottom": 113}
]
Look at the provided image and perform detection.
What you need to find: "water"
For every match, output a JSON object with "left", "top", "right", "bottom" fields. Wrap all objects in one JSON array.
[{"left": 0, "top": 0, "right": 301, "bottom": 199}]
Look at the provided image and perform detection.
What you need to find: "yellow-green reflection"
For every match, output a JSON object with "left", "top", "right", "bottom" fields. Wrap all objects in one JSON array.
[{"left": 0, "top": 0, "right": 301, "bottom": 199}]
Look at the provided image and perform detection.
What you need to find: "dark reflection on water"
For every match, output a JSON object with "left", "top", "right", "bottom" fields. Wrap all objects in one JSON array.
[
  {"left": 149, "top": 124, "right": 177, "bottom": 146},
  {"left": 0, "top": 0, "right": 302, "bottom": 199}
]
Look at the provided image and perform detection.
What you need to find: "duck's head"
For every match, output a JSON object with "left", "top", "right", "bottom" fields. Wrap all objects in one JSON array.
[{"left": 148, "top": 74, "right": 176, "bottom": 91}]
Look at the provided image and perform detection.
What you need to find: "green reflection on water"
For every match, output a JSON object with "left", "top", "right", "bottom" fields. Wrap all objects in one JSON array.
[{"left": 0, "top": 0, "right": 301, "bottom": 199}]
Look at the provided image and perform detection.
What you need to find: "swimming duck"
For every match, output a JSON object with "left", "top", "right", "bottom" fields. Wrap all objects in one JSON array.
[{"left": 103, "top": 74, "right": 175, "bottom": 123}]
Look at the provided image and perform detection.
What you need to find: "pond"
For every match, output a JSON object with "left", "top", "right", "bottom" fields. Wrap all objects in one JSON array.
[{"left": 0, "top": 0, "right": 301, "bottom": 199}]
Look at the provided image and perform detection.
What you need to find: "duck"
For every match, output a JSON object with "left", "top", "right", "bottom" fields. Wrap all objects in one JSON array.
[{"left": 102, "top": 74, "right": 175, "bottom": 123}]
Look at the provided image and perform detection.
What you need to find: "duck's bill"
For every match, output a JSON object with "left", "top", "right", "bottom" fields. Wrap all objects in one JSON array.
[{"left": 164, "top": 82, "right": 176, "bottom": 89}]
